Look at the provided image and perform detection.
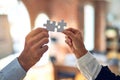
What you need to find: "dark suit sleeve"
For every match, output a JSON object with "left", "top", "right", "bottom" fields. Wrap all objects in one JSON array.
[{"left": 95, "top": 66, "right": 120, "bottom": 80}]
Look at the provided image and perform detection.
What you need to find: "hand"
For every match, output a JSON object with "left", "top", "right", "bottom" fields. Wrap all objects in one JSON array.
[
  {"left": 18, "top": 28, "right": 49, "bottom": 71},
  {"left": 63, "top": 28, "right": 87, "bottom": 58}
]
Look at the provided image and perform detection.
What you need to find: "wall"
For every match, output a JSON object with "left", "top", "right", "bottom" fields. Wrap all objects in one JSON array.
[{"left": 0, "top": 15, "right": 13, "bottom": 58}]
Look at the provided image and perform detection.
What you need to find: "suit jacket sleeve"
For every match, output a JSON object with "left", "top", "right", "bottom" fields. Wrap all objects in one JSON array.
[
  {"left": 0, "top": 58, "right": 26, "bottom": 80},
  {"left": 95, "top": 66, "right": 120, "bottom": 80}
]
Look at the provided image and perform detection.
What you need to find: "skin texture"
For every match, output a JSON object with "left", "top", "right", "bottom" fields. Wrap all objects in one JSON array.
[
  {"left": 18, "top": 28, "right": 49, "bottom": 71},
  {"left": 63, "top": 28, "right": 88, "bottom": 59}
]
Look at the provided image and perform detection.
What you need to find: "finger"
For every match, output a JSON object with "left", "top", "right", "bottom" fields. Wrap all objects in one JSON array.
[
  {"left": 63, "top": 31, "right": 75, "bottom": 40},
  {"left": 65, "top": 36, "right": 72, "bottom": 46},
  {"left": 37, "top": 45, "right": 48, "bottom": 57},
  {"left": 33, "top": 38, "right": 49, "bottom": 49},
  {"left": 70, "top": 28, "right": 79, "bottom": 34},
  {"left": 65, "top": 39, "right": 74, "bottom": 51},
  {"left": 26, "top": 32, "right": 49, "bottom": 46},
  {"left": 26, "top": 28, "right": 48, "bottom": 40},
  {"left": 34, "top": 32, "right": 49, "bottom": 42},
  {"left": 65, "top": 39, "right": 72, "bottom": 46},
  {"left": 63, "top": 28, "right": 79, "bottom": 34}
]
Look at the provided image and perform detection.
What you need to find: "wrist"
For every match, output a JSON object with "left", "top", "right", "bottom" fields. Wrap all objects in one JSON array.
[
  {"left": 18, "top": 56, "right": 30, "bottom": 71},
  {"left": 74, "top": 48, "right": 88, "bottom": 59}
]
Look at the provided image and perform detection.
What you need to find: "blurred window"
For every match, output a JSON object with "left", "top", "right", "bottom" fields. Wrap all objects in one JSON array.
[
  {"left": 84, "top": 4, "right": 95, "bottom": 50},
  {"left": 7, "top": 1, "right": 31, "bottom": 53}
]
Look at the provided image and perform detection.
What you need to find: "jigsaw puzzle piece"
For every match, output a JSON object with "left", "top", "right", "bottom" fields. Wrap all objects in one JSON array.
[
  {"left": 43, "top": 20, "right": 56, "bottom": 32},
  {"left": 57, "top": 20, "right": 67, "bottom": 32},
  {"left": 43, "top": 20, "right": 67, "bottom": 32}
]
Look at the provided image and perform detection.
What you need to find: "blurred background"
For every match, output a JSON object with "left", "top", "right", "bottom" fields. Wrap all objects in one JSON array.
[{"left": 0, "top": 0, "right": 120, "bottom": 80}]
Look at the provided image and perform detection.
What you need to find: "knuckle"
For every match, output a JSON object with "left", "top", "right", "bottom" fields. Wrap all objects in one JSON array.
[
  {"left": 42, "top": 32, "right": 47, "bottom": 36},
  {"left": 42, "top": 32, "right": 48, "bottom": 37},
  {"left": 41, "top": 38, "right": 49, "bottom": 45},
  {"left": 47, "top": 39, "right": 49, "bottom": 43},
  {"left": 45, "top": 38, "right": 49, "bottom": 43}
]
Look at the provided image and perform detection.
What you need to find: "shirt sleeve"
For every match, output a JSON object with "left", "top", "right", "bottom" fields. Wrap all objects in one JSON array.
[
  {"left": 0, "top": 58, "right": 26, "bottom": 80},
  {"left": 76, "top": 52, "right": 102, "bottom": 80}
]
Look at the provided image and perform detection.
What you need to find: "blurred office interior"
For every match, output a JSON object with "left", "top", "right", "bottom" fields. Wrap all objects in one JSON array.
[{"left": 0, "top": 0, "right": 120, "bottom": 80}]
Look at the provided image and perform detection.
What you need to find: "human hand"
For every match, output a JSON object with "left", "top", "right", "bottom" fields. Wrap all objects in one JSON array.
[
  {"left": 18, "top": 28, "right": 49, "bottom": 71},
  {"left": 63, "top": 28, "right": 87, "bottom": 58}
]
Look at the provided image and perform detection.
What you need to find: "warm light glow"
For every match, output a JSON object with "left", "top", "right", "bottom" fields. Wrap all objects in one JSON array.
[
  {"left": 7, "top": 1, "right": 31, "bottom": 53},
  {"left": 24, "top": 63, "right": 54, "bottom": 80},
  {"left": 84, "top": 5, "right": 95, "bottom": 50},
  {"left": 0, "top": 0, "right": 18, "bottom": 8},
  {"left": 35, "top": 13, "right": 49, "bottom": 28},
  {"left": 105, "top": 29, "right": 117, "bottom": 38}
]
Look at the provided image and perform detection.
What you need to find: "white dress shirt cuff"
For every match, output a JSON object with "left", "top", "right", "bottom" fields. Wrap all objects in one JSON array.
[{"left": 77, "top": 52, "right": 102, "bottom": 80}]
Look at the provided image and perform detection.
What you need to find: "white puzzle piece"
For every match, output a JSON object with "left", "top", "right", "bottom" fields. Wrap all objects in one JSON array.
[{"left": 43, "top": 20, "right": 67, "bottom": 32}]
